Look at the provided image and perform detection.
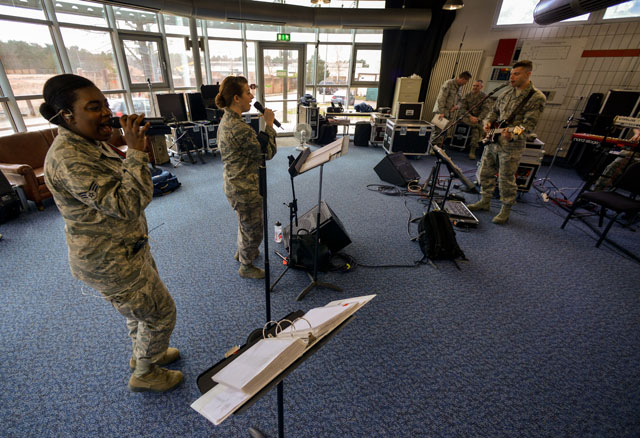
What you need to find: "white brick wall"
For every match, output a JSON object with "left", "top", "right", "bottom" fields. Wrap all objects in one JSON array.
[{"left": 512, "top": 21, "right": 640, "bottom": 156}]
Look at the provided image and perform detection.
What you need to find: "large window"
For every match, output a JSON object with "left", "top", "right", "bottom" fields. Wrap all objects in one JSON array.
[
  {"left": 603, "top": 1, "right": 640, "bottom": 19},
  {"left": 0, "top": 2, "right": 382, "bottom": 134},
  {"left": 166, "top": 36, "right": 197, "bottom": 88},
  {"left": 0, "top": 20, "right": 60, "bottom": 95},
  {"left": 60, "top": 28, "right": 120, "bottom": 90},
  {"left": 207, "top": 40, "right": 244, "bottom": 83},
  {"left": 120, "top": 35, "right": 168, "bottom": 89}
]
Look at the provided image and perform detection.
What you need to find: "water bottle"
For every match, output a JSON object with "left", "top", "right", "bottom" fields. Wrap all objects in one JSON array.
[{"left": 274, "top": 221, "right": 283, "bottom": 243}]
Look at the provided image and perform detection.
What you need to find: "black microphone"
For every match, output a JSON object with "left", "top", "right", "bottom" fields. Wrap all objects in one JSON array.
[
  {"left": 108, "top": 117, "right": 166, "bottom": 129},
  {"left": 253, "top": 101, "right": 281, "bottom": 128}
]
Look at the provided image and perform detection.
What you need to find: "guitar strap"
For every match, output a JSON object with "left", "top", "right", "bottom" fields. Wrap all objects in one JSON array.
[{"left": 504, "top": 88, "right": 536, "bottom": 126}]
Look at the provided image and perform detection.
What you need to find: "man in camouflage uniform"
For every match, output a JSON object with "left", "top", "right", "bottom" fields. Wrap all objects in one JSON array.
[
  {"left": 592, "top": 128, "right": 640, "bottom": 191},
  {"left": 43, "top": 75, "right": 181, "bottom": 393},
  {"left": 218, "top": 104, "right": 277, "bottom": 279},
  {"left": 468, "top": 60, "right": 547, "bottom": 224},
  {"left": 459, "top": 80, "right": 492, "bottom": 160},
  {"left": 431, "top": 71, "right": 472, "bottom": 150}
]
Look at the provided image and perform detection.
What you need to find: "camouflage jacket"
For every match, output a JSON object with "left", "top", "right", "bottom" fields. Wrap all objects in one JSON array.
[
  {"left": 218, "top": 109, "right": 277, "bottom": 202},
  {"left": 485, "top": 81, "right": 547, "bottom": 146},
  {"left": 44, "top": 127, "right": 153, "bottom": 294},
  {"left": 460, "top": 91, "right": 491, "bottom": 121},
  {"left": 433, "top": 79, "right": 461, "bottom": 116}
]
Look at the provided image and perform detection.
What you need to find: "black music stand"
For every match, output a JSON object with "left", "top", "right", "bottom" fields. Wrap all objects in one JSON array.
[
  {"left": 425, "top": 145, "right": 478, "bottom": 213},
  {"left": 274, "top": 137, "right": 349, "bottom": 301},
  {"left": 195, "top": 307, "right": 361, "bottom": 437}
]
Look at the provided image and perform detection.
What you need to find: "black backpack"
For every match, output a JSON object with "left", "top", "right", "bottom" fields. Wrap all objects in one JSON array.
[
  {"left": 417, "top": 210, "right": 466, "bottom": 268},
  {"left": 149, "top": 166, "right": 181, "bottom": 197}
]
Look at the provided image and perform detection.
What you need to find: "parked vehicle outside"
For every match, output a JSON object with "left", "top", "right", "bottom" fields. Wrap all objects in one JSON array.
[
  {"left": 331, "top": 92, "right": 355, "bottom": 106},
  {"left": 318, "top": 80, "right": 337, "bottom": 95},
  {"left": 109, "top": 98, "right": 152, "bottom": 116}
]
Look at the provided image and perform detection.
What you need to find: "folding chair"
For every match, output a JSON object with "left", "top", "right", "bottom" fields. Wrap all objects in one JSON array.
[{"left": 561, "top": 161, "right": 640, "bottom": 248}]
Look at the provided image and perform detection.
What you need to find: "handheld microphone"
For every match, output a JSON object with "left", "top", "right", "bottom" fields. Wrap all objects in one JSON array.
[
  {"left": 108, "top": 117, "right": 166, "bottom": 129},
  {"left": 253, "top": 101, "right": 282, "bottom": 128}
]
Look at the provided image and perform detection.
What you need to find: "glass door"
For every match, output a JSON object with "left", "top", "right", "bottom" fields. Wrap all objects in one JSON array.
[{"left": 256, "top": 42, "right": 305, "bottom": 135}]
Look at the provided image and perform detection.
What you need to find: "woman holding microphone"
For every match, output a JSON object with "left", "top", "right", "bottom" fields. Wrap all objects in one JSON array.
[
  {"left": 215, "top": 76, "right": 277, "bottom": 279},
  {"left": 41, "top": 74, "right": 181, "bottom": 393}
]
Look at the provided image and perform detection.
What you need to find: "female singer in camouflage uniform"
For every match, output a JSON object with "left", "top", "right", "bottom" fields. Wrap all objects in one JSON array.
[
  {"left": 41, "top": 74, "right": 181, "bottom": 393},
  {"left": 216, "top": 76, "right": 277, "bottom": 279}
]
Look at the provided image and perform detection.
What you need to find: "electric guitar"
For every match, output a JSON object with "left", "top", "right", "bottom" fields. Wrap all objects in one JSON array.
[{"left": 481, "top": 121, "right": 525, "bottom": 144}]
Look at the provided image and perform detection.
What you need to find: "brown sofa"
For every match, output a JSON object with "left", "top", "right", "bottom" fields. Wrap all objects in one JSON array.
[{"left": 0, "top": 128, "right": 126, "bottom": 209}]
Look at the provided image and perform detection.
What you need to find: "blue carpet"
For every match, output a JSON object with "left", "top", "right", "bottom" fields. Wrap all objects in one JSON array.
[{"left": 1, "top": 142, "right": 639, "bottom": 437}]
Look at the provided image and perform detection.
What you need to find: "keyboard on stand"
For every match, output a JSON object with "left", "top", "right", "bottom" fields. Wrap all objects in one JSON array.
[{"left": 440, "top": 200, "right": 479, "bottom": 227}]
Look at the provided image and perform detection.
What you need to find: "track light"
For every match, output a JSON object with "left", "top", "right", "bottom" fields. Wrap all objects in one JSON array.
[{"left": 442, "top": 0, "right": 464, "bottom": 10}]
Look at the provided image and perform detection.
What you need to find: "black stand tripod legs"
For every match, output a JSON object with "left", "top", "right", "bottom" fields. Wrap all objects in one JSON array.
[{"left": 297, "top": 271, "right": 342, "bottom": 301}]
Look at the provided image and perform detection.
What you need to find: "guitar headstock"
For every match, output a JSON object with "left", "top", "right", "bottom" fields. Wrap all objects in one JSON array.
[{"left": 513, "top": 125, "right": 525, "bottom": 136}]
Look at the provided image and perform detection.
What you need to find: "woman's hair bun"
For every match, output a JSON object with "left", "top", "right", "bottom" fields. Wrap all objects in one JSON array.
[{"left": 39, "top": 102, "right": 58, "bottom": 122}]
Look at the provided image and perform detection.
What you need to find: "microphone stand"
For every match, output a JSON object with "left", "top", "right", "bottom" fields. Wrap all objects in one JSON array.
[
  {"left": 537, "top": 96, "right": 584, "bottom": 200},
  {"left": 250, "top": 131, "right": 285, "bottom": 438}
]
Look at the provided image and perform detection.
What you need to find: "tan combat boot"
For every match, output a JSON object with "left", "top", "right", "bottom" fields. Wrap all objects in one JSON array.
[
  {"left": 128, "top": 365, "right": 183, "bottom": 393},
  {"left": 239, "top": 264, "right": 265, "bottom": 279},
  {"left": 130, "top": 347, "right": 180, "bottom": 370},
  {"left": 492, "top": 205, "right": 511, "bottom": 224},
  {"left": 468, "top": 146, "right": 477, "bottom": 160},
  {"left": 467, "top": 197, "right": 491, "bottom": 211},
  {"left": 234, "top": 250, "right": 239, "bottom": 261}
]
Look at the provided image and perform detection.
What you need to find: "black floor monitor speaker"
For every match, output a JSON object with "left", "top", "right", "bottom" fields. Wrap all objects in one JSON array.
[
  {"left": 283, "top": 201, "right": 351, "bottom": 254},
  {"left": 374, "top": 152, "right": 420, "bottom": 186}
]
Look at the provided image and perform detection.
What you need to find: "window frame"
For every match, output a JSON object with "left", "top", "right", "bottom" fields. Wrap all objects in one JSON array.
[{"left": 118, "top": 31, "right": 170, "bottom": 92}]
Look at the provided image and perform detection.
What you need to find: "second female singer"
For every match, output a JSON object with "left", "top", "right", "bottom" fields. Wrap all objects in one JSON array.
[{"left": 215, "top": 76, "right": 277, "bottom": 279}]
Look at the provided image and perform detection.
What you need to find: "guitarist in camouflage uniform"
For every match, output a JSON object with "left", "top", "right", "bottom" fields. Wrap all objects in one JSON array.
[
  {"left": 216, "top": 76, "right": 277, "bottom": 279},
  {"left": 468, "top": 60, "right": 546, "bottom": 224},
  {"left": 41, "top": 74, "right": 182, "bottom": 393}
]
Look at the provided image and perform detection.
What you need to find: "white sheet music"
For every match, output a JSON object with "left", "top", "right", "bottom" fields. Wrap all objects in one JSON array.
[
  {"left": 298, "top": 136, "right": 349, "bottom": 173},
  {"left": 191, "top": 383, "right": 251, "bottom": 425},
  {"left": 212, "top": 337, "right": 307, "bottom": 394}
]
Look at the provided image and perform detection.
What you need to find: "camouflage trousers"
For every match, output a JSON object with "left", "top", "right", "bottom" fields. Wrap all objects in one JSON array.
[
  {"left": 478, "top": 141, "right": 525, "bottom": 206},
  {"left": 463, "top": 120, "right": 483, "bottom": 150},
  {"left": 229, "top": 198, "right": 264, "bottom": 265},
  {"left": 593, "top": 155, "right": 639, "bottom": 191},
  {"left": 107, "top": 251, "right": 176, "bottom": 363}
]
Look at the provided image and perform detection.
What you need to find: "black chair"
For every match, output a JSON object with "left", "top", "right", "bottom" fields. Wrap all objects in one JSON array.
[{"left": 561, "top": 161, "right": 640, "bottom": 247}]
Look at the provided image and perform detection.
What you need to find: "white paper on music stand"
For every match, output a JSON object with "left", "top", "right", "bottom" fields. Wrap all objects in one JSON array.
[
  {"left": 191, "top": 382, "right": 251, "bottom": 425},
  {"left": 279, "top": 300, "right": 362, "bottom": 340},
  {"left": 298, "top": 136, "right": 348, "bottom": 174},
  {"left": 211, "top": 337, "right": 307, "bottom": 394},
  {"left": 430, "top": 115, "right": 449, "bottom": 130}
]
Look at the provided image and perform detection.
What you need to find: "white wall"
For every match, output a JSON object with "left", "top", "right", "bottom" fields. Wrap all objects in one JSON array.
[{"left": 439, "top": 0, "right": 640, "bottom": 155}]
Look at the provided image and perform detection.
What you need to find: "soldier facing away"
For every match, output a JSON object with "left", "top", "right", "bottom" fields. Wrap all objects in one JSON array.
[{"left": 41, "top": 74, "right": 182, "bottom": 392}]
